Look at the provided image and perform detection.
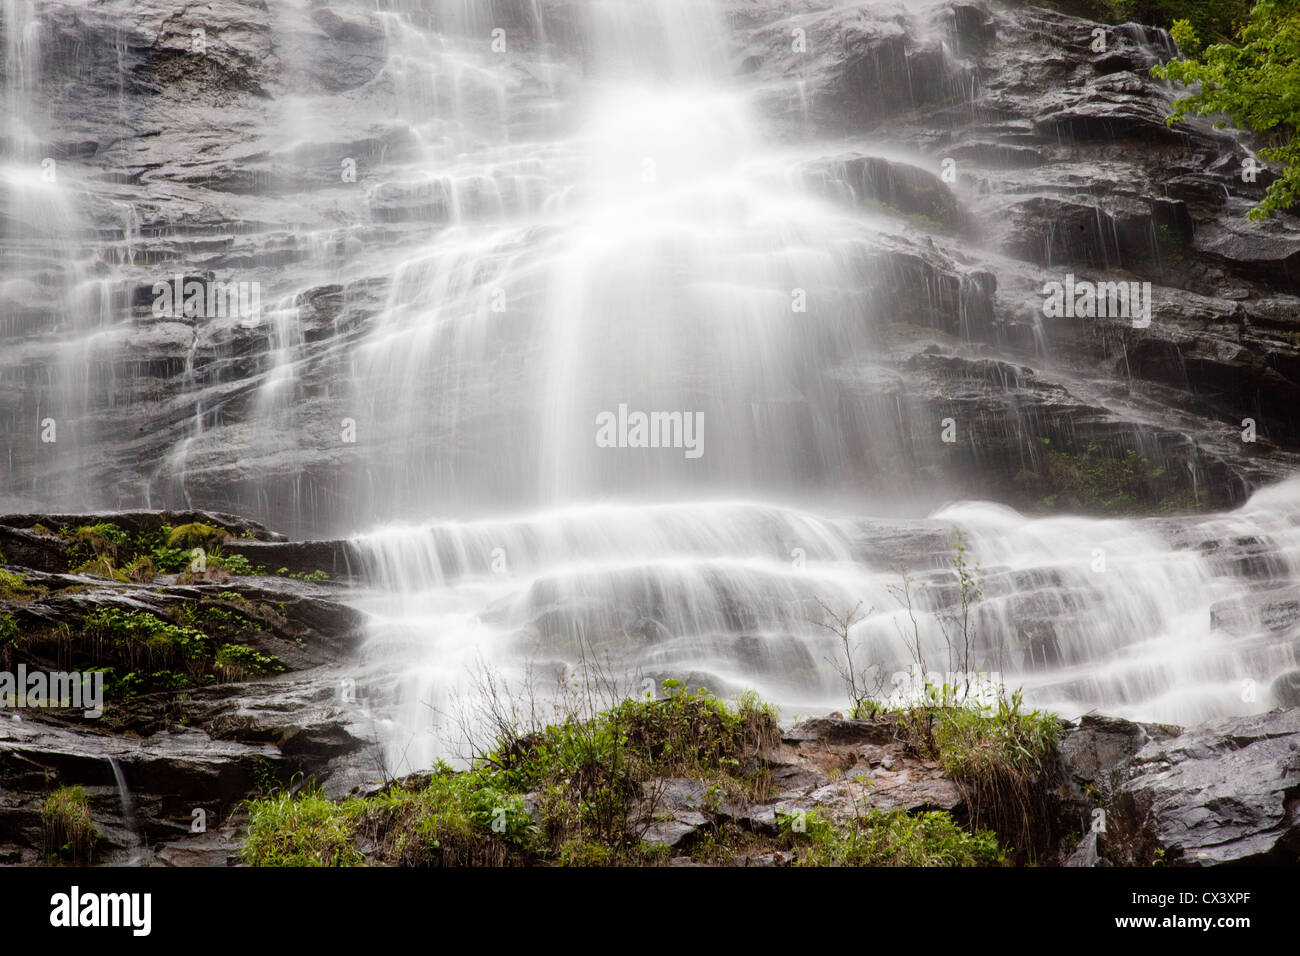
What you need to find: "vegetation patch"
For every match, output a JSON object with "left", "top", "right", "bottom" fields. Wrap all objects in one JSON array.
[
  {"left": 241, "top": 678, "right": 1016, "bottom": 868},
  {"left": 896, "top": 687, "right": 1062, "bottom": 861},
  {"left": 782, "top": 806, "right": 1005, "bottom": 866},
  {"left": 42, "top": 785, "right": 98, "bottom": 864}
]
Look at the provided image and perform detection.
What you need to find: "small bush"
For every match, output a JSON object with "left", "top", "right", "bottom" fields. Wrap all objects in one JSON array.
[
  {"left": 242, "top": 788, "right": 361, "bottom": 867},
  {"left": 785, "top": 807, "right": 1005, "bottom": 867},
  {"left": 43, "top": 786, "right": 98, "bottom": 864},
  {"left": 149, "top": 546, "right": 192, "bottom": 574},
  {"left": 208, "top": 552, "right": 261, "bottom": 576}
]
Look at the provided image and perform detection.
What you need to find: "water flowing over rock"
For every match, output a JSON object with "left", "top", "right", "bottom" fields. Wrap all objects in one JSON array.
[{"left": 1, "top": 0, "right": 1300, "bottom": 865}]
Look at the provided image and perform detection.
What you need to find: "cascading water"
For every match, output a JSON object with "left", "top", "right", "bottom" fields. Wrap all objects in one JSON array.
[
  {"left": 106, "top": 755, "right": 144, "bottom": 863},
  {"left": 329, "top": 0, "right": 1300, "bottom": 772},
  {"left": 4, "top": 0, "right": 1299, "bottom": 781}
]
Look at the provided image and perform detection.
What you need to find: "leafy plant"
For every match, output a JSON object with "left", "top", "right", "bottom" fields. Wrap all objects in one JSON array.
[
  {"left": 1155, "top": 1, "right": 1300, "bottom": 219},
  {"left": 42, "top": 786, "right": 98, "bottom": 864}
]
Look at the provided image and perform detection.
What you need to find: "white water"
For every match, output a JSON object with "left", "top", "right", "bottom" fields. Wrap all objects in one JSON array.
[
  {"left": 4, "top": 0, "right": 1298, "bottom": 776},
  {"left": 322, "top": 0, "right": 1300, "bottom": 772},
  {"left": 106, "top": 755, "right": 145, "bottom": 863}
]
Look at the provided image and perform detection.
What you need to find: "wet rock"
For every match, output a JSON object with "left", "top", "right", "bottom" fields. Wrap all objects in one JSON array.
[
  {"left": 1118, "top": 708, "right": 1300, "bottom": 865},
  {"left": 782, "top": 717, "right": 895, "bottom": 746}
]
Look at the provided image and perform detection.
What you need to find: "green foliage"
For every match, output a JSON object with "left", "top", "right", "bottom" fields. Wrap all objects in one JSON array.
[
  {"left": 84, "top": 607, "right": 211, "bottom": 660},
  {"left": 149, "top": 546, "right": 192, "bottom": 574},
  {"left": 214, "top": 643, "right": 285, "bottom": 677},
  {"left": 0, "top": 569, "right": 29, "bottom": 600},
  {"left": 42, "top": 785, "right": 98, "bottom": 864},
  {"left": 241, "top": 787, "right": 362, "bottom": 867},
  {"left": 1154, "top": 0, "right": 1300, "bottom": 219},
  {"left": 557, "top": 838, "right": 616, "bottom": 866},
  {"left": 784, "top": 807, "right": 1005, "bottom": 866},
  {"left": 1029, "top": 439, "right": 1194, "bottom": 514},
  {"left": 276, "top": 567, "right": 329, "bottom": 582},
  {"left": 207, "top": 552, "right": 261, "bottom": 576},
  {"left": 243, "top": 683, "right": 780, "bottom": 866},
  {"left": 0, "top": 611, "right": 18, "bottom": 647},
  {"left": 898, "top": 686, "right": 1061, "bottom": 861},
  {"left": 71, "top": 523, "right": 129, "bottom": 558},
  {"left": 71, "top": 555, "right": 130, "bottom": 581},
  {"left": 123, "top": 555, "right": 154, "bottom": 583}
]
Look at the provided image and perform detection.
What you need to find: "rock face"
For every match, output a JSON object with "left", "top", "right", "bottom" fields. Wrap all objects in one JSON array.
[
  {"left": 2, "top": 0, "right": 1299, "bottom": 533},
  {"left": 0, "top": 510, "right": 369, "bottom": 865},
  {"left": 1057, "top": 711, "right": 1300, "bottom": 865},
  {"left": 639, "top": 709, "right": 1300, "bottom": 867}
]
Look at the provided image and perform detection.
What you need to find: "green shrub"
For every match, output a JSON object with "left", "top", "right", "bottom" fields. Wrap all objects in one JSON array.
[
  {"left": 1154, "top": 1, "right": 1300, "bottom": 219},
  {"left": 149, "top": 546, "right": 192, "bottom": 574},
  {"left": 42, "top": 786, "right": 98, "bottom": 864},
  {"left": 242, "top": 787, "right": 361, "bottom": 867},
  {"left": 82, "top": 607, "right": 212, "bottom": 670},
  {"left": 785, "top": 807, "right": 1005, "bottom": 867},
  {"left": 123, "top": 555, "right": 154, "bottom": 583}
]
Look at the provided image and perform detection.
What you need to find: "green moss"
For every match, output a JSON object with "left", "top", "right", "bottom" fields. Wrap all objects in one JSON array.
[
  {"left": 166, "top": 522, "right": 229, "bottom": 550},
  {"left": 42, "top": 785, "right": 98, "bottom": 864}
]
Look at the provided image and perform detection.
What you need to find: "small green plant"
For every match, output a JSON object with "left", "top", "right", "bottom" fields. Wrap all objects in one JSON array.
[
  {"left": 70, "top": 554, "right": 129, "bottom": 582},
  {"left": 123, "top": 555, "right": 154, "bottom": 583},
  {"left": 214, "top": 643, "right": 285, "bottom": 678},
  {"left": 276, "top": 568, "right": 329, "bottom": 582},
  {"left": 0, "top": 568, "right": 29, "bottom": 599},
  {"left": 0, "top": 611, "right": 18, "bottom": 647},
  {"left": 149, "top": 546, "right": 192, "bottom": 574},
  {"left": 42, "top": 785, "right": 98, "bottom": 864},
  {"left": 208, "top": 552, "right": 261, "bottom": 576}
]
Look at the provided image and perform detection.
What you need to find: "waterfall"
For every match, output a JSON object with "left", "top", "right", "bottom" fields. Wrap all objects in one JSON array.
[
  {"left": 3, "top": 0, "right": 1299, "bottom": 779},
  {"left": 106, "top": 756, "right": 144, "bottom": 863}
]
